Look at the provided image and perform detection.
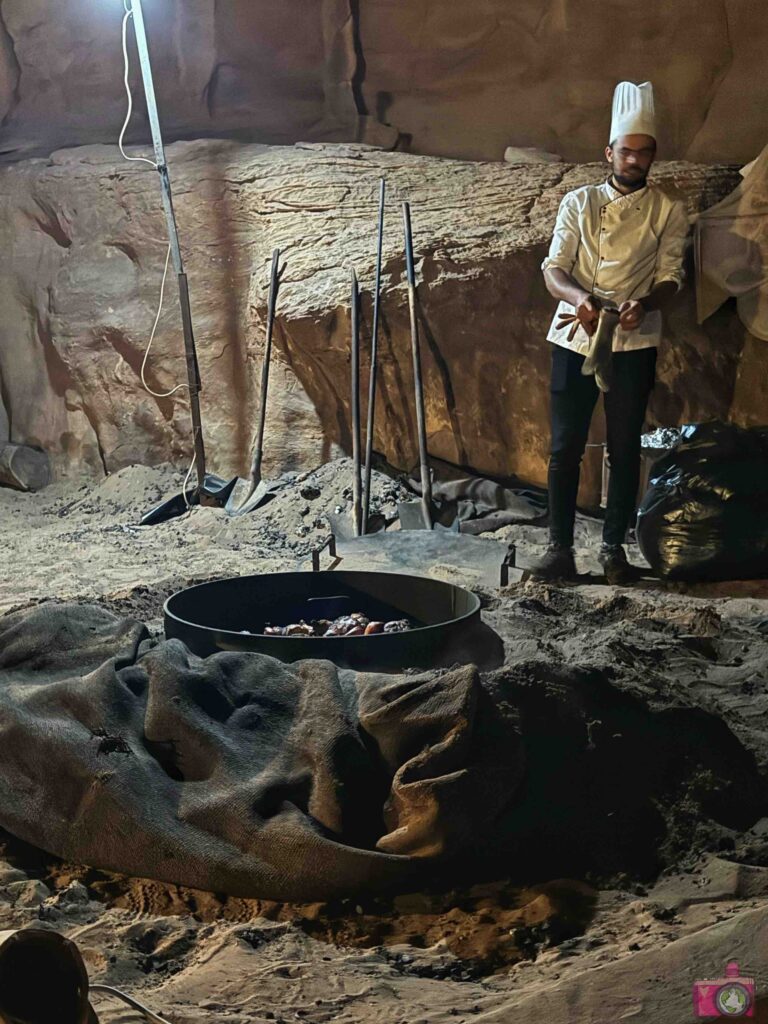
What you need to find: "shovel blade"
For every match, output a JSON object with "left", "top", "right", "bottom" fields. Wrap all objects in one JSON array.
[
  {"left": 327, "top": 511, "right": 358, "bottom": 541},
  {"left": 140, "top": 490, "right": 197, "bottom": 526},
  {"left": 224, "top": 477, "right": 282, "bottom": 516},
  {"left": 397, "top": 499, "right": 431, "bottom": 530},
  {"left": 200, "top": 473, "right": 239, "bottom": 505},
  {"left": 397, "top": 498, "right": 460, "bottom": 532}
]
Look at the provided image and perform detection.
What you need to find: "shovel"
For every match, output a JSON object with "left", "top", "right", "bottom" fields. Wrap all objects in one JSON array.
[
  {"left": 140, "top": 468, "right": 238, "bottom": 526},
  {"left": 226, "top": 248, "right": 285, "bottom": 516},
  {"left": 141, "top": 250, "right": 283, "bottom": 527},
  {"left": 397, "top": 202, "right": 458, "bottom": 531}
]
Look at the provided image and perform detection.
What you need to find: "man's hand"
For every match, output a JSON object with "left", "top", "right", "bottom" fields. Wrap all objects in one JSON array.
[
  {"left": 618, "top": 299, "right": 646, "bottom": 331},
  {"left": 574, "top": 295, "right": 599, "bottom": 336}
]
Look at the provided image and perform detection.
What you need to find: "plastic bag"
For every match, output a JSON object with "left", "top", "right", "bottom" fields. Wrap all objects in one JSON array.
[{"left": 636, "top": 421, "right": 768, "bottom": 581}]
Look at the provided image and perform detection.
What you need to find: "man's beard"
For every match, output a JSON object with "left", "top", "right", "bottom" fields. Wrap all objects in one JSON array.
[{"left": 612, "top": 169, "right": 647, "bottom": 191}]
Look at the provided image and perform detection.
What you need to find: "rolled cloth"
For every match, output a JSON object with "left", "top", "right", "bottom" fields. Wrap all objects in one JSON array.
[{"left": 0, "top": 603, "right": 521, "bottom": 901}]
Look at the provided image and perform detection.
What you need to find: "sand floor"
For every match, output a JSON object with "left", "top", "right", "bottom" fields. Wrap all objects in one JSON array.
[{"left": 2, "top": 462, "right": 768, "bottom": 1023}]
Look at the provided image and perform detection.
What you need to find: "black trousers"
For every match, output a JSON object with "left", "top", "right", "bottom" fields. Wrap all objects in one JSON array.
[{"left": 548, "top": 344, "right": 657, "bottom": 548}]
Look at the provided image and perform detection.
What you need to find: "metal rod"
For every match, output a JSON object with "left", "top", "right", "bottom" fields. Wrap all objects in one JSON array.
[
  {"left": 244, "top": 248, "right": 281, "bottom": 501},
  {"left": 351, "top": 268, "right": 363, "bottom": 537},
  {"left": 129, "top": 0, "right": 206, "bottom": 490},
  {"left": 362, "top": 177, "right": 386, "bottom": 533},
  {"left": 402, "top": 202, "right": 432, "bottom": 529},
  {"left": 91, "top": 984, "right": 172, "bottom": 1024}
]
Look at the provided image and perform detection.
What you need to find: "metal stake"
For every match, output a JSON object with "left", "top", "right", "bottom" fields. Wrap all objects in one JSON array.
[
  {"left": 362, "top": 178, "right": 386, "bottom": 533},
  {"left": 128, "top": 0, "right": 206, "bottom": 492},
  {"left": 403, "top": 202, "right": 433, "bottom": 529},
  {"left": 351, "top": 269, "right": 363, "bottom": 537}
]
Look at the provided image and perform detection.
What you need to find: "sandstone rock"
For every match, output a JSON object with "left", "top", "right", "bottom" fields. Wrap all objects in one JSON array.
[
  {"left": 358, "top": 0, "right": 768, "bottom": 165},
  {"left": 0, "top": 2, "right": 765, "bottom": 166},
  {"left": 4, "top": 878, "right": 50, "bottom": 907},
  {"left": 0, "top": 864, "right": 25, "bottom": 886},
  {"left": 0, "top": 443, "right": 50, "bottom": 491},
  {"left": 0, "top": 141, "right": 754, "bottom": 503},
  {"left": 650, "top": 855, "right": 768, "bottom": 910},
  {"left": 504, "top": 147, "right": 564, "bottom": 165},
  {"left": 0, "top": 0, "right": 391, "bottom": 161}
]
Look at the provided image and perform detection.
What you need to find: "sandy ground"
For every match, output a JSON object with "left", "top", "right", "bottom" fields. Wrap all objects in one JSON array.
[{"left": 2, "top": 461, "right": 768, "bottom": 1023}]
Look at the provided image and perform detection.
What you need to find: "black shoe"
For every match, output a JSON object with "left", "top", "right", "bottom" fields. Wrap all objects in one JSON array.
[
  {"left": 529, "top": 544, "right": 577, "bottom": 581},
  {"left": 598, "top": 544, "right": 636, "bottom": 585}
]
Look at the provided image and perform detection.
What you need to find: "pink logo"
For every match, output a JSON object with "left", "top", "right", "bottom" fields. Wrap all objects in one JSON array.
[{"left": 693, "top": 961, "right": 755, "bottom": 1017}]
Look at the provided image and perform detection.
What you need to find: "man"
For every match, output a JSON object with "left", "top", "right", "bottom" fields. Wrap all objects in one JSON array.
[{"left": 533, "top": 81, "right": 689, "bottom": 585}]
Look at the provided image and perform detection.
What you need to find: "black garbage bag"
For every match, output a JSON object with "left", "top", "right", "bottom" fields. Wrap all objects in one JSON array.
[{"left": 636, "top": 421, "right": 768, "bottom": 581}]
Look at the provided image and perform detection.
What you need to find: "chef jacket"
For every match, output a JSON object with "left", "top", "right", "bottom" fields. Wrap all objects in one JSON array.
[{"left": 541, "top": 179, "right": 689, "bottom": 354}]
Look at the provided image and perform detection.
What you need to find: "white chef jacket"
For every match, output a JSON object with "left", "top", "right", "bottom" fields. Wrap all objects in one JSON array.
[{"left": 541, "top": 179, "right": 689, "bottom": 354}]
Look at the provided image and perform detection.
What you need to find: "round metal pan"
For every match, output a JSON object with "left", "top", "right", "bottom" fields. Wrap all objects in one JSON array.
[{"left": 164, "top": 570, "right": 481, "bottom": 669}]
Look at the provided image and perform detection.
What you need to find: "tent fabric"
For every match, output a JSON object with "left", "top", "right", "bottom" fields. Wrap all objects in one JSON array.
[{"left": 695, "top": 142, "right": 768, "bottom": 341}]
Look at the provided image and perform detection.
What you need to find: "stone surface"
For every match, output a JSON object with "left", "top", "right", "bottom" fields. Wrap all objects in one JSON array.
[
  {"left": 0, "top": 140, "right": 758, "bottom": 496},
  {"left": 3, "top": 878, "right": 50, "bottom": 907},
  {"left": 0, "top": 2, "right": 766, "bottom": 166},
  {"left": 0, "top": 0, "right": 395, "bottom": 162},
  {"left": 357, "top": 0, "right": 768, "bottom": 165}
]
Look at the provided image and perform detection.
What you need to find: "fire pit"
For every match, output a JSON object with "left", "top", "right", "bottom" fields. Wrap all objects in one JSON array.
[{"left": 164, "top": 570, "right": 481, "bottom": 669}]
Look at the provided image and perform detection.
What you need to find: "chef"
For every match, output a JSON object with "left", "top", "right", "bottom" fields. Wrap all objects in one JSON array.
[{"left": 532, "top": 81, "right": 689, "bottom": 584}]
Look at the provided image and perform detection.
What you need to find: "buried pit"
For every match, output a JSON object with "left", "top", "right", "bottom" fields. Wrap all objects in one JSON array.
[{"left": 164, "top": 569, "right": 483, "bottom": 669}]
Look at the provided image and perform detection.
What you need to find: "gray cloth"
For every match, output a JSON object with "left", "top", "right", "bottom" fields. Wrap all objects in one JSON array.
[
  {"left": 0, "top": 603, "right": 521, "bottom": 901},
  {"left": 407, "top": 457, "right": 547, "bottom": 534},
  {"left": 1, "top": 601, "right": 763, "bottom": 899}
]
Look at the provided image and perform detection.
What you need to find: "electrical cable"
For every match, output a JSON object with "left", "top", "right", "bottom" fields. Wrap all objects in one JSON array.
[
  {"left": 119, "top": 2, "right": 193, "bottom": 418},
  {"left": 139, "top": 242, "right": 190, "bottom": 398},
  {"left": 119, "top": 6, "right": 158, "bottom": 169},
  {"left": 90, "top": 983, "right": 173, "bottom": 1024},
  {"left": 180, "top": 441, "right": 198, "bottom": 510}
]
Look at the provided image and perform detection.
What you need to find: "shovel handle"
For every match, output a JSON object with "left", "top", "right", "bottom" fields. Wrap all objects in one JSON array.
[
  {"left": 350, "top": 268, "right": 362, "bottom": 537},
  {"left": 403, "top": 201, "right": 416, "bottom": 286},
  {"left": 403, "top": 202, "right": 432, "bottom": 528},
  {"left": 363, "top": 177, "right": 386, "bottom": 534},
  {"left": 250, "top": 248, "right": 281, "bottom": 489}
]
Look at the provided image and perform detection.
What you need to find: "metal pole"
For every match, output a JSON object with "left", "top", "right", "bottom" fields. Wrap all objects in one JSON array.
[
  {"left": 350, "top": 269, "right": 363, "bottom": 537},
  {"left": 403, "top": 202, "right": 432, "bottom": 529},
  {"left": 128, "top": 0, "right": 206, "bottom": 491},
  {"left": 362, "top": 177, "right": 386, "bottom": 533},
  {"left": 245, "top": 248, "right": 281, "bottom": 500}
]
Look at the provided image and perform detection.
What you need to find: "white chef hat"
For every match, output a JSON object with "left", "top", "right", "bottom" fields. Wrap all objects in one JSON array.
[{"left": 609, "top": 81, "right": 656, "bottom": 144}]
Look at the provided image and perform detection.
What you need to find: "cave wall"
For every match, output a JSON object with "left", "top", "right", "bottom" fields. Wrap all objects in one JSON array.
[
  {"left": 0, "top": 1, "right": 765, "bottom": 165},
  {"left": 0, "top": 140, "right": 759, "bottom": 496},
  {"left": 356, "top": 0, "right": 768, "bottom": 164}
]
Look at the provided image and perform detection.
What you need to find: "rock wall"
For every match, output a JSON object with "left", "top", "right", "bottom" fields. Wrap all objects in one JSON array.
[
  {"left": 0, "top": 0, "right": 394, "bottom": 162},
  {"left": 356, "top": 0, "right": 768, "bottom": 164},
  {"left": 0, "top": 140, "right": 759, "bottom": 497},
  {"left": 0, "top": 1, "right": 766, "bottom": 165}
]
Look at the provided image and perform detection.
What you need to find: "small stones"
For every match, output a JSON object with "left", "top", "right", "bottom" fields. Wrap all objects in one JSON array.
[
  {"left": 5, "top": 879, "right": 51, "bottom": 907},
  {"left": 0, "top": 864, "right": 27, "bottom": 886}
]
